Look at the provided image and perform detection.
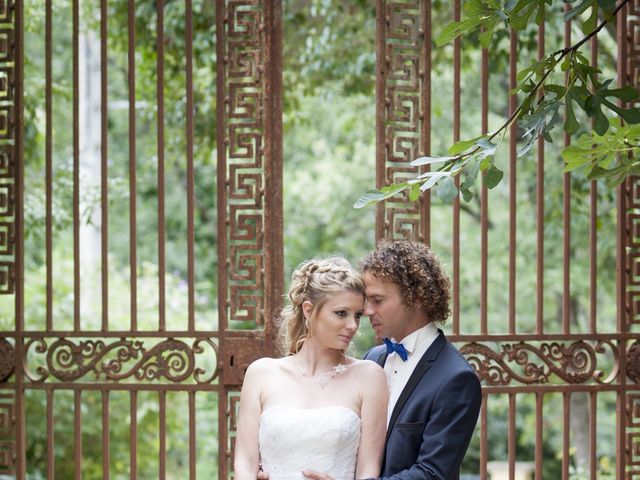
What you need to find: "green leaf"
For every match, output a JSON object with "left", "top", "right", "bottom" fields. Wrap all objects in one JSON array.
[
  {"left": 594, "top": 110, "right": 609, "bottom": 135},
  {"left": 436, "top": 176, "right": 459, "bottom": 203},
  {"left": 408, "top": 183, "right": 421, "bottom": 202},
  {"left": 353, "top": 184, "right": 409, "bottom": 209},
  {"left": 564, "top": 0, "right": 593, "bottom": 21},
  {"left": 460, "top": 185, "right": 474, "bottom": 202},
  {"left": 435, "top": 17, "right": 483, "bottom": 47},
  {"left": 581, "top": 3, "right": 598, "bottom": 35},
  {"left": 449, "top": 135, "right": 486, "bottom": 155},
  {"left": 597, "top": 0, "right": 616, "bottom": 13},
  {"left": 484, "top": 164, "right": 503, "bottom": 189},
  {"left": 603, "top": 86, "right": 640, "bottom": 103},
  {"left": 410, "top": 155, "right": 455, "bottom": 167},
  {"left": 462, "top": 157, "right": 481, "bottom": 189},
  {"left": 564, "top": 97, "right": 579, "bottom": 135},
  {"left": 419, "top": 171, "right": 451, "bottom": 191}
]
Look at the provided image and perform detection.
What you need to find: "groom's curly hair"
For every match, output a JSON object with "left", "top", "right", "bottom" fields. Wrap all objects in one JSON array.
[{"left": 360, "top": 240, "right": 451, "bottom": 325}]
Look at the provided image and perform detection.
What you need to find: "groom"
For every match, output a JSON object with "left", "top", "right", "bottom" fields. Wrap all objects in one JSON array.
[{"left": 258, "top": 241, "right": 482, "bottom": 479}]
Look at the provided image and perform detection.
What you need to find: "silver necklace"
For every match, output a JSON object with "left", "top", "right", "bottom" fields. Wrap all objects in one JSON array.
[{"left": 292, "top": 356, "right": 347, "bottom": 389}]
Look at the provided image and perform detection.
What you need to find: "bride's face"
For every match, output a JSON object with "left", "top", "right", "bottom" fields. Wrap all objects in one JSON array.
[{"left": 304, "top": 290, "right": 364, "bottom": 350}]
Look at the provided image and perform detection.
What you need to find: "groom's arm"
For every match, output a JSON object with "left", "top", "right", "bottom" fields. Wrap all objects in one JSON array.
[{"left": 381, "top": 369, "right": 481, "bottom": 480}]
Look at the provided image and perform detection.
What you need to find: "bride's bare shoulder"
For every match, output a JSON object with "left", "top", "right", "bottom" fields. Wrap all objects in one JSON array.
[
  {"left": 347, "top": 357, "right": 385, "bottom": 375},
  {"left": 246, "top": 356, "right": 291, "bottom": 375}
]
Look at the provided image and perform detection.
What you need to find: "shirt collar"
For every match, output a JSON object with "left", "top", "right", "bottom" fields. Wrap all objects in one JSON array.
[{"left": 393, "top": 322, "right": 439, "bottom": 355}]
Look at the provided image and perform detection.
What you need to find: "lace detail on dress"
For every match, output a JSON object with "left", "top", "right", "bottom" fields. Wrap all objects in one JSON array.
[{"left": 259, "top": 405, "right": 361, "bottom": 480}]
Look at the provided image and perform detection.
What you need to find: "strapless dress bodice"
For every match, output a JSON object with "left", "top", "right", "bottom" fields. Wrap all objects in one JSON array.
[{"left": 258, "top": 405, "right": 361, "bottom": 480}]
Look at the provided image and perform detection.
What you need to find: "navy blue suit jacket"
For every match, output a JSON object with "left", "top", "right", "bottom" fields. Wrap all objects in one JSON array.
[{"left": 364, "top": 330, "right": 481, "bottom": 479}]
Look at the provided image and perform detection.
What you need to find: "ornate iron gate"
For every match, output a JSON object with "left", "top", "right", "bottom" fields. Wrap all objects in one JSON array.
[
  {"left": 3, "top": 0, "right": 640, "bottom": 478},
  {"left": 1, "top": 0, "right": 282, "bottom": 478},
  {"left": 376, "top": 0, "right": 639, "bottom": 478}
]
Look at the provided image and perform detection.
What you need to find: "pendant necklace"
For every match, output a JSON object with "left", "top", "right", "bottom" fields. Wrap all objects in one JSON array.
[{"left": 292, "top": 355, "right": 347, "bottom": 389}]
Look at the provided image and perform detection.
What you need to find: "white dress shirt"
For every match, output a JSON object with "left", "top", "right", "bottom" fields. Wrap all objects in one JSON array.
[{"left": 384, "top": 322, "right": 440, "bottom": 424}]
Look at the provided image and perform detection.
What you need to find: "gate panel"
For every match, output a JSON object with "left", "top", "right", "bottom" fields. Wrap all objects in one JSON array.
[
  {"left": 5, "top": 0, "right": 282, "bottom": 478},
  {"left": 376, "top": 1, "right": 640, "bottom": 478}
]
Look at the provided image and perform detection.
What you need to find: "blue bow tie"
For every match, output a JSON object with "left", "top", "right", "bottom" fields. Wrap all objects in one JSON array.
[{"left": 383, "top": 338, "right": 408, "bottom": 361}]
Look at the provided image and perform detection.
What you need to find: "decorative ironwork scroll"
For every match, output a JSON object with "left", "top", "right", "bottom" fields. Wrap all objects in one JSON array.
[
  {"left": 0, "top": 0, "right": 15, "bottom": 295},
  {"left": 0, "top": 391, "right": 14, "bottom": 475},
  {"left": 460, "top": 340, "right": 618, "bottom": 385},
  {"left": 377, "top": 0, "right": 426, "bottom": 241},
  {"left": 22, "top": 337, "right": 218, "bottom": 384},
  {"left": 222, "top": 0, "right": 266, "bottom": 327}
]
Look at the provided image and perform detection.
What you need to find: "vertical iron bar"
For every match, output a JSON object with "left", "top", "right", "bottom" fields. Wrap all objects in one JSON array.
[
  {"left": 263, "top": 0, "right": 284, "bottom": 345},
  {"left": 215, "top": 0, "right": 228, "bottom": 473},
  {"left": 535, "top": 392, "right": 544, "bottom": 480},
  {"left": 15, "top": 0, "right": 25, "bottom": 473},
  {"left": 562, "top": 392, "right": 570, "bottom": 480},
  {"left": 130, "top": 391, "right": 137, "bottom": 480},
  {"left": 535, "top": 392, "right": 543, "bottom": 480},
  {"left": 480, "top": 39, "right": 488, "bottom": 335},
  {"left": 101, "top": 0, "right": 109, "bottom": 331},
  {"left": 420, "top": 0, "right": 431, "bottom": 246},
  {"left": 615, "top": 4, "right": 628, "bottom": 476},
  {"left": 189, "top": 391, "right": 196, "bottom": 479},
  {"left": 102, "top": 391, "right": 110, "bottom": 480},
  {"left": 74, "top": 391, "right": 82, "bottom": 480},
  {"left": 590, "top": 35, "right": 598, "bottom": 334},
  {"left": 157, "top": 0, "right": 166, "bottom": 332},
  {"left": 589, "top": 391, "right": 596, "bottom": 480},
  {"left": 45, "top": 0, "right": 53, "bottom": 331},
  {"left": 536, "top": 17, "right": 545, "bottom": 335},
  {"left": 47, "top": 389, "right": 54, "bottom": 479},
  {"left": 508, "top": 28, "right": 517, "bottom": 334},
  {"left": 508, "top": 393, "right": 516, "bottom": 479},
  {"left": 73, "top": 0, "right": 80, "bottom": 331},
  {"left": 128, "top": 0, "right": 138, "bottom": 331},
  {"left": 479, "top": 392, "right": 487, "bottom": 479},
  {"left": 563, "top": 9, "right": 571, "bottom": 335},
  {"left": 452, "top": 0, "right": 461, "bottom": 334},
  {"left": 159, "top": 391, "right": 166, "bottom": 480},
  {"left": 186, "top": 0, "right": 195, "bottom": 331},
  {"left": 375, "top": 0, "right": 386, "bottom": 242}
]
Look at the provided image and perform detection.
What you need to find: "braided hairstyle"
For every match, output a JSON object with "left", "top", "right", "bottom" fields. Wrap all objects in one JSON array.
[{"left": 280, "top": 256, "right": 365, "bottom": 355}]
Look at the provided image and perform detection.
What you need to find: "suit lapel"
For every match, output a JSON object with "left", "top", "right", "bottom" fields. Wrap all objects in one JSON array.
[{"left": 385, "top": 331, "right": 447, "bottom": 443}]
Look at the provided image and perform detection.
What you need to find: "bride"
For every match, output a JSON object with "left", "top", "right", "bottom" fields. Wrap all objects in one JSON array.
[{"left": 234, "top": 257, "right": 388, "bottom": 480}]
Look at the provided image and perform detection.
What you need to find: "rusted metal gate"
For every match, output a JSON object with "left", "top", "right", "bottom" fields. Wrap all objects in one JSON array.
[
  {"left": 1, "top": 0, "right": 282, "bottom": 478},
  {"left": 2, "top": 0, "right": 640, "bottom": 478},
  {"left": 376, "top": 0, "right": 639, "bottom": 478}
]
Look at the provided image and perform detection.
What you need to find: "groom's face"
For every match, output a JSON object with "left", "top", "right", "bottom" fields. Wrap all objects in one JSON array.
[{"left": 363, "top": 272, "right": 414, "bottom": 341}]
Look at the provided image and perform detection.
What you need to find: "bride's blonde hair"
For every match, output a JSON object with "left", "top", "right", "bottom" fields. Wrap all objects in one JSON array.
[{"left": 280, "top": 256, "right": 365, "bottom": 355}]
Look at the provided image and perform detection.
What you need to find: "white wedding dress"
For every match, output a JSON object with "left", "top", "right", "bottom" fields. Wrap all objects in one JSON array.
[{"left": 259, "top": 405, "right": 362, "bottom": 480}]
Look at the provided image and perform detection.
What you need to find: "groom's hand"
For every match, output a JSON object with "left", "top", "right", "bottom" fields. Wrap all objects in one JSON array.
[
  {"left": 301, "top": 470, "right": 334, "bottom": 480},
  {"left": 257, "top": 470, "right": 269, "bottom": 479}
]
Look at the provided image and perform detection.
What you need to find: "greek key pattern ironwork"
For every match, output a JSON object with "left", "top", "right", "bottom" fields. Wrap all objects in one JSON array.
[
  {"left": 0, "top": 0, "right": 15, "bottom": 295},
  {"left": 628, "top": 392, "right": 640, "bottom": 477},
  {"left": 627, "top": 175, "right": 640, "bottom": 326},
  {"left": 223, "top": 0, "right": 265, "bottom": 326},
  {"left": 0, "top": 391, "right": 14, "bottom": 474},
  {"left": 380, "top": 0, "right": 424, "bottom": 241},
  {"left": 22, "top": 337, "right": 219, "bottom": 384},
  {"left": 459, "top": 340, "right": 618, "bottom": 385}
]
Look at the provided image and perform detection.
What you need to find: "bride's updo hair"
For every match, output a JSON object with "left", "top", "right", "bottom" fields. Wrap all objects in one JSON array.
[{"left": 280, "top": 256, "right": 365, "bottom": 355}]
